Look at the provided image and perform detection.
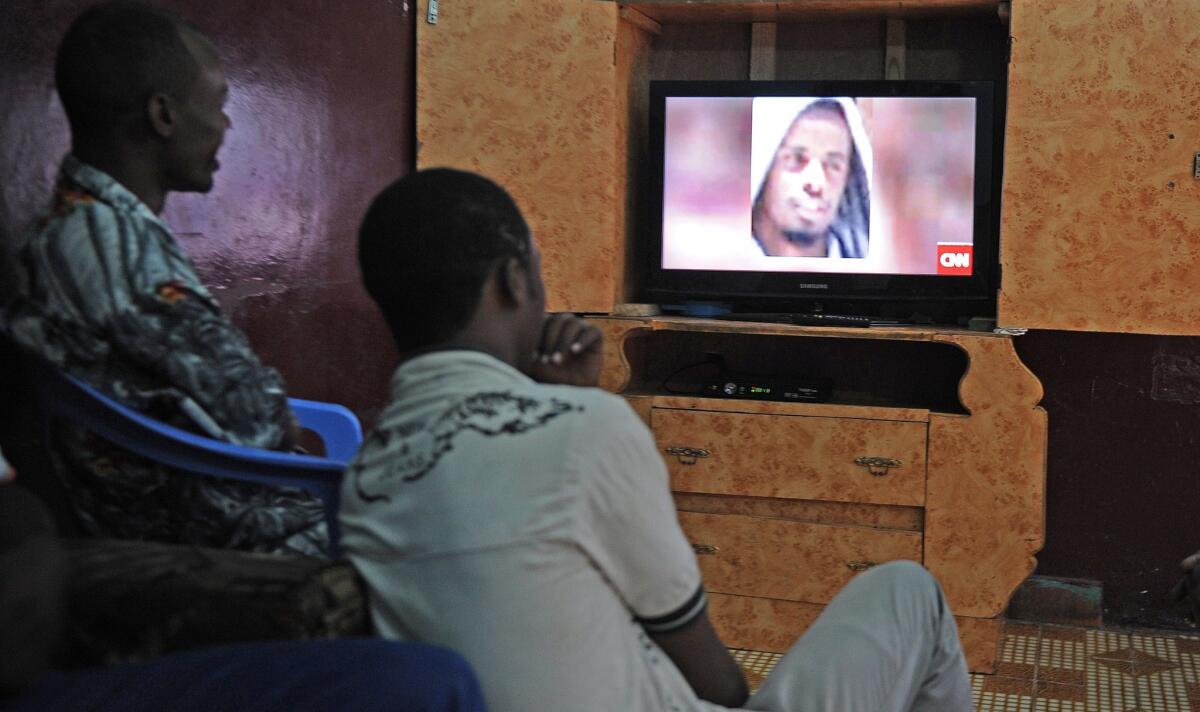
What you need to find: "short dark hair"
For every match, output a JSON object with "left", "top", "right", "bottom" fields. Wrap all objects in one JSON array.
[
  {"left": 55, "top": 1, "right": 203, "bottom": 142},
  {"left": 358, "top": 168, "right": 533, "bottom": 351}
]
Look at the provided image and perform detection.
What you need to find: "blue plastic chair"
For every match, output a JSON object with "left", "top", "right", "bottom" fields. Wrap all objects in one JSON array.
[{"left": 30, "top": 360, "right": 360, "bottom": 557}]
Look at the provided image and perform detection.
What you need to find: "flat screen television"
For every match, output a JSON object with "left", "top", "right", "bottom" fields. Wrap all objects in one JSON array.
[{"left": 638, "top": 79, "right": 1002, "bottom": 325}]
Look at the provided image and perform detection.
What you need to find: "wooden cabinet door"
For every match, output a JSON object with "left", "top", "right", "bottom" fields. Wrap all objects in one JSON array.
[
  {"left": 680, "top": 511, "right": 922, "bottom": 604},
  {"left": 651, "top": 408, "right": 928, "bottom": 506},
  {"left": 415, "top": 0, "right": 625, "bottom": 313},
  {"left": 1000, "top": 0, "right": 1200, "bottom": 334}
]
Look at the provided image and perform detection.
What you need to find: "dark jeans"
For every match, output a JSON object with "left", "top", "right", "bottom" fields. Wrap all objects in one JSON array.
[{"left": 4, "top": 638, "right": 486, "bottom": 712}]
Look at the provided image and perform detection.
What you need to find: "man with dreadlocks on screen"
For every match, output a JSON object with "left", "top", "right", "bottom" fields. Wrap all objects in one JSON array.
[{"left": 750, "top": 97, "right": 872, "bottom": 258}]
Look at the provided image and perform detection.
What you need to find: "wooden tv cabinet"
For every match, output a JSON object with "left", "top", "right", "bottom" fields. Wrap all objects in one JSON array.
[{"left": 590, "top": 315, "right": 1047, "bottom": 672}]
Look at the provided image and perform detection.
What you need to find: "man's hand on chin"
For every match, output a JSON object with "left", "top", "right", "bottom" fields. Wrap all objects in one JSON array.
[{"left": 530, "top": 313, "right": 603, "bottom": 387}]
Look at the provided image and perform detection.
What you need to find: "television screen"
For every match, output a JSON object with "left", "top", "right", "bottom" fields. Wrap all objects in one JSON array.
[{"left": 642, "top": 80, "right": 999, "bottom": 321}]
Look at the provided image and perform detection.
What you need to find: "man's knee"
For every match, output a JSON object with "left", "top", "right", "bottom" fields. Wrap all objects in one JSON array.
[
  {"left": 856, "top": 560, "right": 946, "bottom": 609},
  {"left": 865, "top": 559, "right": 934, "bottom": 585}
]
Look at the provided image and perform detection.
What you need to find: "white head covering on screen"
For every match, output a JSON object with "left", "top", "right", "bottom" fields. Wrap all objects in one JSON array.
[{"left": 749, "top": 96, "right": 873, "bottom": 259}]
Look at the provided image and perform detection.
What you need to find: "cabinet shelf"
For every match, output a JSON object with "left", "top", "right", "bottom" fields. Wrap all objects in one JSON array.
[
  {"left": 608, "top": 316, "right": 972, "bottom": 413},
  {"left": 626, "top": 394, "right": 933, "bottom": 422},
  {"left": 619, "top": 0, "right": 1002, "bottom": 24}
]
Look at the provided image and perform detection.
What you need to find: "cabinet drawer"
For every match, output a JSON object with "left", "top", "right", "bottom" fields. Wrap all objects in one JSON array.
[
  {"left": 708, "top": 593, "right": 822, "bottom": 655},
  {"left": 652, "top": 408, "right": 926, "bottom": 506},
  {"left": 680, "top": 511, "right": 922, "bottom": 605}
]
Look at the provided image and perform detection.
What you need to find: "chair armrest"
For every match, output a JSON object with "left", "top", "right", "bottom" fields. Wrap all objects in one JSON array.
[
  {"left": 40, "top": 369, "right": 350, "bottom": 556},
  {"left": 288, "top": 398, "right": 363, "bottom": 462}
]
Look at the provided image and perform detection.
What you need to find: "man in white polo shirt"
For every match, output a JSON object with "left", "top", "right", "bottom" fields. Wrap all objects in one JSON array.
[{"left": 341, "top": 168, "right": 972, "bottom": 712}]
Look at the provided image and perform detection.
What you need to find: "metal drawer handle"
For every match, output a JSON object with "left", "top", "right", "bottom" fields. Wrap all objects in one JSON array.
[
  {"left": 846, "top": 560, "right": 878, "bottom": 572},
  {"left": 693, "top": 544, "right": 719, "bottom": 556},
  {"left": 854, "top": 456, "right": 902, "bottom": 477},
  {"left": 666, "top": 446, "right": 710, "bottom": 465}
]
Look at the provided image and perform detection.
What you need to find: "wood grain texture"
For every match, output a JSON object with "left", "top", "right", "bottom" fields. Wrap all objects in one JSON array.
[
  {"left": 673, "top": 492, "right": 924, "bottom": 531},
  {"left": 619, "top": 14, "right": 657, "bottom": 302},
  {"left": 925, "top": 334, "right": 1047, "bottom": 617},
  {"left": 615, "top": 1, "right": 996, "bottom": 23},
  {"left": 681, "top": 511, "right": 923, "bottom": 602},
  {"left": 587, "top": 315, "right": 992, "bottom": 342},
  {"left": 956, "top": 615, "right": 1001, "bottom": 673},
  {"left": 615, "top": 15, "right": 655, "bottom": 305},
  {"left": 624, "top": 394, "right": 654, "bottom": 427},
  {"left": 653, "top": 408, "right": 928, "bottom": 506},
  {"left": 708, "top": 592, "right": 823, "bottom": 653},
  {"left": 415, "top": 0, "right": 621, "bottom": 312},
  {"left": 589, "top": 316, "right": 647, "bottom": 393},
  {"left": 1000, "top": 0, "right": 1200, "bottom": 334},
  {"left": 638, "top": 315, "right": 972, "bottom": 340},
  {"left": 649, "top": 395, "right": 930, "bottom": 422}
]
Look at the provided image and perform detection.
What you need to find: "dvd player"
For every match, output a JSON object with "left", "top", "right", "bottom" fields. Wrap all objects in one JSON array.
[{"left": 703, "top": 376, "right": 831, "bottom": 403}]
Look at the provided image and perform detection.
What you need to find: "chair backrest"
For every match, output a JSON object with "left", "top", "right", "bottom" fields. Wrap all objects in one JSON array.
[{"left": 28, "top": 358, "right": 360, "bottom": 557}]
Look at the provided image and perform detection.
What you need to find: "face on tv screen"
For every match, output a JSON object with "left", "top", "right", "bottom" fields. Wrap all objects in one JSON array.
[{"left": 661, "top": 95, "right": 978, "bottom": 277}]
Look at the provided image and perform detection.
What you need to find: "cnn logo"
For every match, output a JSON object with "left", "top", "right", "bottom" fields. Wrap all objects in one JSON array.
[{"left": 936, "top": 244, "right": 973, "bottom": 276}]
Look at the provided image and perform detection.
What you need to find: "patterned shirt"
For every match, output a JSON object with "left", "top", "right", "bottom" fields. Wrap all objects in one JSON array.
[
  {"left": 341, "top": 351, "right": 713, "bottom": 712},
  {"left": 3, "top": 156, "right": 326, "bottom": 555}
]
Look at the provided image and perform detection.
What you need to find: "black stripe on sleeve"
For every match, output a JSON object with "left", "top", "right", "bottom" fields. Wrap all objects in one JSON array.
[{"left": 636, "top": 585, "right": 708, "bottom": 634}]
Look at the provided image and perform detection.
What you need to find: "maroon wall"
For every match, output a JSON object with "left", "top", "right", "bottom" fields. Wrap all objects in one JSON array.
[
  {"left": 1016, "top": 331, "right": 1200, "bottom": 629},
  {"left": 0, "top": 0, "right": 412, "bottom": 424}
]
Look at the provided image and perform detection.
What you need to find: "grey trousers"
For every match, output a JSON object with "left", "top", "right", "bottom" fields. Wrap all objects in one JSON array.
[{"left": 742, "top": 561, "right": 973, "bottom": 712}]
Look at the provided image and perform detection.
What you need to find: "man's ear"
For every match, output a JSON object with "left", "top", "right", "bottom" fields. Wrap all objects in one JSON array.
[
  {"left": 146, "top": 93, "right": 177, "bottom": 138},
  {"left": 497, "top": 256, "right": 531, "bottom": 307}
]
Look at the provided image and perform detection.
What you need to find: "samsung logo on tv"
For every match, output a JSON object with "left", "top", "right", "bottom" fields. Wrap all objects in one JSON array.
[{"left": 796, "top": 283, "right": 830, "bottom": 290}]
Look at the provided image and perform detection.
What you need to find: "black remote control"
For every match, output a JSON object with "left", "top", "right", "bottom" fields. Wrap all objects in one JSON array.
[
  {"left": 711, "top": 312, "right": 874, "bottom": 327},
  {"left": 711, "top": 312, "right": 793, "bottom": 324},
  {"left": 789, "top": 313, "right": 872, "bottom": 327}
]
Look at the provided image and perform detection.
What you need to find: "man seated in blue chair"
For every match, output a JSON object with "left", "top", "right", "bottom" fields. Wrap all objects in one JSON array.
[
  {"left": 341, "top": 168, "right": 972, "bottom": 711},
  {"left": 0, "top": 445, "right": 487, "bottom": 712},
  {"left": 2, "top": 2, "right": 324, "bottom": 555}
]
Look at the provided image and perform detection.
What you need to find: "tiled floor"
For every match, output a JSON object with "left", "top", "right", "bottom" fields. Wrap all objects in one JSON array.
[{"left": 731, "top": 621, "right": 1200, "bottom": 711}]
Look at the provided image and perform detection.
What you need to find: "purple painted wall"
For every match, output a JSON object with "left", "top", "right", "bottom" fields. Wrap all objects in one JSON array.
[
  {"left": 0, "top": 0, "right": 412, "bottom": 423},
  {"left": 1016, "top": 332, "right": 1200, "bottom": 629}
]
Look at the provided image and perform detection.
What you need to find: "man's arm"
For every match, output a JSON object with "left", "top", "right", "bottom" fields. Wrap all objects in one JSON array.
[
  {"left": 11, "top": 208, "right": 295, "bottom": 450},
  {"left": 646, "top": 607, "right": 749, "bottom": 708},
  {"left": 539, "top": 312, "right": 749, "bottom": 704},
  {"left": 576, "top": 393, "right": 749, "bottom": 707},
  {"left": 106, "top": 285, "right": 296, "bottom": 449}
]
